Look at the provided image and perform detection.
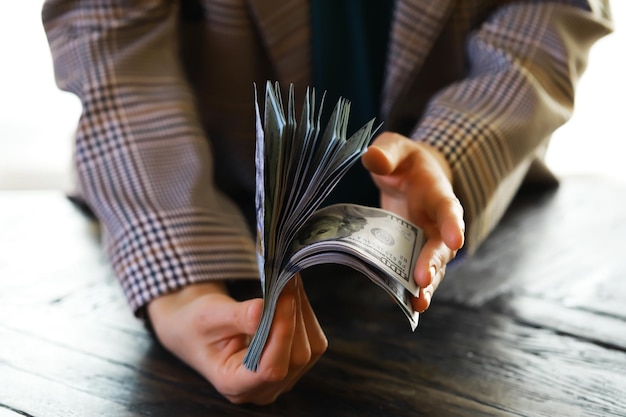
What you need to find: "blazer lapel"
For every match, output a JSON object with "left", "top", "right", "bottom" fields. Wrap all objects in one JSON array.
[
  {"left": 382, "top": 0, "right": 454, "bottom": 118},
  {"left": 247, "top": 0, "right": 312, "bottom": 94}
]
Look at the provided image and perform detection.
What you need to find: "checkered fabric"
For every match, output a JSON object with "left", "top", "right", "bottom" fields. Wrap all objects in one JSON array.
[{"left": 42, "top": 0, "right": 612, "bottom": 314}]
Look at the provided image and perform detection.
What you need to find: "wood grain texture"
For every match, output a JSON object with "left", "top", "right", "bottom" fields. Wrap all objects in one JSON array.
[{"left": 1, "top": 177, "right": 625, "bottom": 416}]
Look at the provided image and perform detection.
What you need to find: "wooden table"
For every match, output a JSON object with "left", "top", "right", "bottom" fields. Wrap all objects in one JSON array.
[{"left": 1, "top": 176, "right": 625, "bottom": 416}]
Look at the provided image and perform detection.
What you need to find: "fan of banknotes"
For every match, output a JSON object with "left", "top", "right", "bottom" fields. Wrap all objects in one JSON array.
[{"left": 243, "top": 81, "right": 425, "bottom": 371}]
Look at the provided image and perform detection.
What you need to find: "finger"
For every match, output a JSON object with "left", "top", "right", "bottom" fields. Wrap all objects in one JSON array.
[
  {"left": 199, "top": 297, "right": 264, "bottom": 384},
  {"left": 361, "top": 132, "right": 410, "bottom": 176},
  {"left": 229, "top": 297, "right": 264, "bottom": 335},
  {"left": 412, "top": 284, "right": 433, "bottom": 313},
  {"left": 414, "top": 236, "right": 455, "bottom": 289},
  {"left": 281, "top": 277, "right": 314, "bottom": 393},
  {"left": 297, "top": 278, "right": 327, "bottom": 357},
  {"left": 287, "top": 276, "right": 312, "bottom": 368},
  {"left": 412, "top": 232, "right": 455, "bottom": 314},
  {"left": 284, "top": 278, "right": 328, "bottom": 392},
  {"left": 244, "top": 287, "right": 311, "bottom": 405},
  {"left": 412, "top": 264, "right": 446, "bottom": 313},
  {"left": 239, "top": 279, "right": 304, "bottom": 404},
  {"left": 365, "top": 135, "right": 464, "bottom": 246},
  {"left": 211, "top": 298, "right": 263, "bottom": 365},
  {"left": 435, "top": 196, "right": 465, "bottom": 251},
  {"left": 256, "top": 279, "right": 298, "bottom": 382},
  {"left": 223, "top": 290, "right": 296, "bottom": 403},
  {"left": 192, "top": 293, "right": 262, "bottom": 335},
  {"left": 217, "top": 279, "right": 303, "bottom": 402}
]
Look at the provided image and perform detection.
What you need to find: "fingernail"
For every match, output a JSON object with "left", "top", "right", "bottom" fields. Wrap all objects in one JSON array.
[
  {"left": 429, "top": 266, "right": 437, "bottom": 281},
  {"left": 424, "top": 289, "right": 432, "bottom": 304}
]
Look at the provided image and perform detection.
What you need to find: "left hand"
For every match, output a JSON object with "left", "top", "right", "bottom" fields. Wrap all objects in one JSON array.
[
  {"left": 147, "top": 276, "right": 327, "bottom": 405},
  {"left": 362, "top": 132, "right": 465, "bottom": 313}
]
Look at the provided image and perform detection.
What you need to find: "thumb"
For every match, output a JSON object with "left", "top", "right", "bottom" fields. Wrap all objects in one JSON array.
[
  {"left": 231, "top": 297, "right": 264, "bottom": 335},
  {"left": 362, "top": 132, "right": 410, "bottom": 176}
]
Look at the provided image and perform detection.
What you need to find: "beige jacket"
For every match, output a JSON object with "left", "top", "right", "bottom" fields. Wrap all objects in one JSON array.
[{"left": 43, "top": 0, "right": 612, "bottom": 313}]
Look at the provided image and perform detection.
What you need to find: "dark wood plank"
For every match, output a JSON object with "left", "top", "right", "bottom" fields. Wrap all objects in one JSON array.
[
  {"left": 7, "top": 276, "right": 624, "bottom": 417},
  {"left": 488, "top": 294, "right": 626, "bottom": 350},
  {"left": 1, "top": 177, "right": 626, "bottom": 416},
  {"left": 303, "top": 268, "right": 626, "bottom": 417},
  {"left": 438, "top": 176, "right": 626, "bottom": 316}
]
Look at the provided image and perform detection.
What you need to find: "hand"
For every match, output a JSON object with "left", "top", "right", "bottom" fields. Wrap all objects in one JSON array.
[
  {"left": 362, "top": 132, "right": 465, "bottom": 313},
  {"left": 147, "top": 275, "right": 327, "bottom": 405}
]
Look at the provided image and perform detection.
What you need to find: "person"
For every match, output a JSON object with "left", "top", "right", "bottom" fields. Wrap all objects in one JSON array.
[{"left": 42, "top": 0, "right": 612, "bottom": 405}]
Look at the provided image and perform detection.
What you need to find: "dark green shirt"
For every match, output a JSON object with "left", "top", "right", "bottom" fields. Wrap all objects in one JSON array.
[{"left": 312, "top": 0, "right": 395, "bottom": 206}]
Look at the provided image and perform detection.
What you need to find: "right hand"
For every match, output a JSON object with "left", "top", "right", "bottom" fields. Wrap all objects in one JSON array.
[
  {"left": 147, "top": 275, "right": 327, "bottom": 405},
  {"left": 362, "top": 133, "right": 465, "bottom": 313}
]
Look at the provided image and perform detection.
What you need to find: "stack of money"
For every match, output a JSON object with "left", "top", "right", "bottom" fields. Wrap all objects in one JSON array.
[{"left": 243, "top": 82, "right": 424, "bottom": 372}]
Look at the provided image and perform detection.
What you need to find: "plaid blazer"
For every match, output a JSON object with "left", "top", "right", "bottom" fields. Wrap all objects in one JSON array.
[{"left": 43, "top": 0, "right": 612, "bottom": 314}]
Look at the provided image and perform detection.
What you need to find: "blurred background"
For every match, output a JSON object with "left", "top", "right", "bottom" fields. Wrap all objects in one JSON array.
[{"left": 0, "top": 1, "right": 624, "bottom": 191}]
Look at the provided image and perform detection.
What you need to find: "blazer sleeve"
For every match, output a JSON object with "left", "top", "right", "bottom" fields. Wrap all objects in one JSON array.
[
  {"left": 42, "top": 0, "right": 260, "bottom": 315},
  {"left": 410, "top": 1, "right": 613, "bottom": 253}
]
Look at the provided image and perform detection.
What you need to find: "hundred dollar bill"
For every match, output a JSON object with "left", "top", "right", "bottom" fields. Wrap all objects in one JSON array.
[
  {"left": 243, "top": 204, "right": 424, "bottom": 371},
  {"left": 242, "top": 82, "right": 425, "bottom": 372},
  {"left": 287, "top": 204, "right": 423, "bottom": 297},
  {"left": 285, "top": 204, "right": 423, "bottom": 329}
]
